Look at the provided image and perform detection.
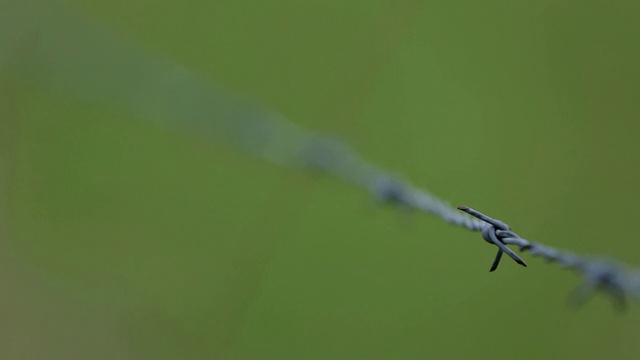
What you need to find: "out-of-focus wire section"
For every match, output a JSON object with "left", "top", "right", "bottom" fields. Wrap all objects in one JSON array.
[{"left": 2, "top": 0, "right": 639, "bottom": 308}]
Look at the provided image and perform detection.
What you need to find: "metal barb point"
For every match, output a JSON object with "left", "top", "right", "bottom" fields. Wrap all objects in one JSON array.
[{"left": 458, "top": 206, "right": 527, "bottom": 271}]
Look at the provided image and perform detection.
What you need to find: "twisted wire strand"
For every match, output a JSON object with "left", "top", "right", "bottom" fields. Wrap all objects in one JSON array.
[
  {"left": 5, "top": 0, "right": 639, "bottom": 309},
  {"left": 296, "top": 134, "right": 640, "bottom": 308}
]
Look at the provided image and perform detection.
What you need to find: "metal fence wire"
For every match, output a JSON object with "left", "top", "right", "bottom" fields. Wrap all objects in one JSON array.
[{"left": 4, "top": 0, "right": 638, "bottom": 311}]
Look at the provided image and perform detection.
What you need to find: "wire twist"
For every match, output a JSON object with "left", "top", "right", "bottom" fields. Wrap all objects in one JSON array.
[
  {"left": 298, "top": 135, "right": 640, "bottom": 309},
  {"left": 457, "top": 205, "right": 638, "bottom": 309}
]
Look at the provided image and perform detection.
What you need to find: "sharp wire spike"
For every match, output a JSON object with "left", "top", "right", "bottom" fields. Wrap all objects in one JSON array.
[
  {"left": 460, "top": 206, "right": 527, "bottom": 270},
  {"left": 490, "top": 250, "right": 503, "bottom": 272},
  {"left": 456, "top": 206, "right": 634, "bottom": 309}
]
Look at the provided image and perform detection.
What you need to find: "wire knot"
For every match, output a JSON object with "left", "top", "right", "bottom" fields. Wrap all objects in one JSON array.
[{"left": 458, "top": 206, "right": 527, "bottom": 271}]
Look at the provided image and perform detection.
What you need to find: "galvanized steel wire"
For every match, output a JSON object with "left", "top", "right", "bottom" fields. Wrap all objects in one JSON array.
[{"left": 4, "top": 0, "right": 638, "bottom": 310}]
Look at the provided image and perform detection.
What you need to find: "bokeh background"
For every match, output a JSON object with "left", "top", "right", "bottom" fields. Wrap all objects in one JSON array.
[{"left": 2, "top": 0, "right": 640, "bottom": 358}]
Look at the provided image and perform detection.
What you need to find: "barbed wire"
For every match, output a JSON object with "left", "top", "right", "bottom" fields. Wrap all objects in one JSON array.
[
  {"left": 297, "top": 134, "right": 640, "bottom": 309},
  {"left": 6, "top": 0, "right": 639, "bottom": 310}
]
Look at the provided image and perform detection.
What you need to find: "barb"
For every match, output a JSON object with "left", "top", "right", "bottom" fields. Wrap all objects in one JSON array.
[
  {"left": 299, "top": 134, "right": 640, "bottom": 308},
  {"left": 457, "top": 206, "right": 527, "bottom": 271},
  {"left": 5, "top": 0, "right": 640, "bottom": 310},
  {"left": 457, "top": 206, "right": 639, "bottom": 308}
]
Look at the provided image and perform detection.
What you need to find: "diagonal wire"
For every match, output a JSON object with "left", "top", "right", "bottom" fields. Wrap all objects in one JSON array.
[
  {"left": 4, "top": 0, "right": 640, "bottom": 310},
  {"left": 298, "top": 135, "right": 640, "bottom": 308}
]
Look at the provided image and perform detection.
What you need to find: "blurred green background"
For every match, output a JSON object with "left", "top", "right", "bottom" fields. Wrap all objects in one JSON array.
[{"left": 2, "top": 0, "right": 640, "bottom": 358}]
